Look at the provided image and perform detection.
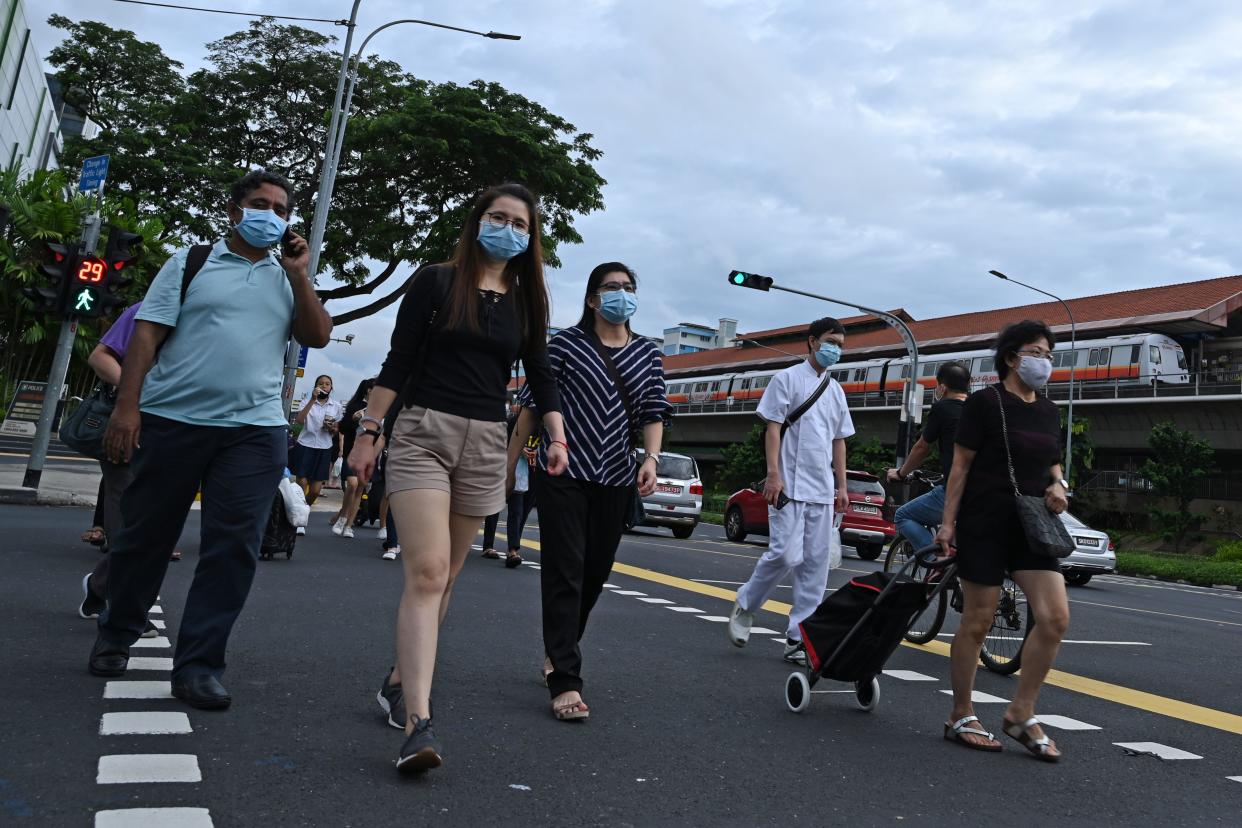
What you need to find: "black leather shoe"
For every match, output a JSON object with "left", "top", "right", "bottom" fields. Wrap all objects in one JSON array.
[
  {"left": 88, "top": 636, "right": 129, "bottom": 677},
  {"left": 172, "top": 675, "right": 232, "bottom": 710}
]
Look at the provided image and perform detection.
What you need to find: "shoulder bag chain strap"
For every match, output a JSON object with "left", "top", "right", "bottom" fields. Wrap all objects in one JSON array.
[{"left": 991, "top": 386, "right": 1022, "bottom": 498}]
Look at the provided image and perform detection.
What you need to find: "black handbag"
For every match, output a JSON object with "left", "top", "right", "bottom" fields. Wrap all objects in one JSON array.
[
  {"left": 60, "top": 385, "right": 115, "bottom": 461},
  {"left": 583, "top": 330, "right": 648, "bottom": 529},
  {"left": 992, "top": 386, "right": 1075, "bottom": 558}
]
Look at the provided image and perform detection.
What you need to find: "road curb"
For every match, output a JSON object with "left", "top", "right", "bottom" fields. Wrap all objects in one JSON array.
[
  {"left": 1122, "top": 571, "right": 1242, "bottom": 593},
  {"left": 0, "top": 486, "right": 96, "bottom": 507}
]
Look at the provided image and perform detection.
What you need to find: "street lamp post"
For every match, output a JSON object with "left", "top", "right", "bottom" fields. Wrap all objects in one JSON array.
[
  {"left": 733, "top": 338, "right": 802, "bottom": 359},
  {"left": 279, "top": 7, "right": 521, "bottom": 418},
  {"left": 990, "top": 270, "right": 1076, "bottom": 488}
]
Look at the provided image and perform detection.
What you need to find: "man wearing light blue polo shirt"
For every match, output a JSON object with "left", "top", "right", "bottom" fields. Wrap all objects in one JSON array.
[{"left": 89, "top": 170, "right": 333, "bottom": 710}]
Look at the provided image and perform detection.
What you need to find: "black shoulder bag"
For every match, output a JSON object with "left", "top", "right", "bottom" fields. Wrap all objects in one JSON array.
[
  {"left": 992, "top": 385, "right": 1075, "bottom": 558},
  {"left": 61, "top": 245, "right": 213, "bottom": 461},
  {"left": 584, "top": 331, "right": 648, "bottom": 529}
]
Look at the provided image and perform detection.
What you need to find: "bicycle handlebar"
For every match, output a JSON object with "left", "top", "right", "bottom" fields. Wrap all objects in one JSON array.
[{"left": 915, "top": 544, "right": 956, "bottom": 569}]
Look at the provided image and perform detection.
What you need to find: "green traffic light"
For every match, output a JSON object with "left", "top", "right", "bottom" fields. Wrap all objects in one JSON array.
[{"left": 732, "top": 272, "right": 746, "bottom": 284}]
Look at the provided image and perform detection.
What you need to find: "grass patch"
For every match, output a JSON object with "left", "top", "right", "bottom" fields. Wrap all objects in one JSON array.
[
  {"left": 700, "top": 511, "right": 723, "bottom": 526},
  {"left": 1116, "top": 551, "right": 1242, "bottom": 588}
]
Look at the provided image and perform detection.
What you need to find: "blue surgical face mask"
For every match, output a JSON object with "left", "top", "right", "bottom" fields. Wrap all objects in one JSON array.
[
  {"left": 234, "top": 207, "right": 289, "bottom": 248},
  {"left": 598, "top": 290, "right": 638, "bottom": 324},
  {"left": 477, "top": 221, "right": 530, "bottom": 261},
  {"left": 815, "top": 341, "right": 842, "bottom": 369}
]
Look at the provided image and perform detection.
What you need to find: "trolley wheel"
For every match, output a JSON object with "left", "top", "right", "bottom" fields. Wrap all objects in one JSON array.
[
  {"left": 286, "top": 549, "right": 294, "bottom": 560},
  {"left": 854, "top": 677, "right": 881, "bottom": 712},
  {"left": 785, "top": 671, "right": 811, "bottom": 714}
]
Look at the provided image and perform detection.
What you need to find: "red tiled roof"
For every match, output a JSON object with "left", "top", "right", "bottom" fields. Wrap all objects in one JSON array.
[
  {"left": 739, "top": 309, "right": 914, "bottom": 340},
  {"left": 667, "top": 274, "right": 1242, "bottom": 375}
]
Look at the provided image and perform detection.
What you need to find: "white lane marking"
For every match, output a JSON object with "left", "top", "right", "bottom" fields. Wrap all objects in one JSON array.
[
  {"left": 613, "top": 590, "right": 647, "bottom": 597},
  {"left": 691, "top": 579, "right": 791, "bottom": 589},
  {"left": 104, "top": 681, "right": 173, "bottom": 700},
  {"left": 95, "top": 807, "right": 214, "bottom": 827},
  {"left": 151, "top": 619, "right": 166, "bottom": 630},
  {"left": 602, "top": 584, "right": 618, "bottom": 589},
  {"left": 750, "top": 627, "right": 781, "bottom": 635},
  {"left": 1094, "top": 576, "right": 1242, "bottom": 600},
  {"left": 883, "top": 670, "right": 937, "bottom": 682},
  {"left": 1227, "top": 776, "right": 1242, "bottom": 783},
  {"left": 1114, "top": 742, "right": 1203, "bottom": 760},
  {"left": 939, "top": 690, "right": 1009, "bottom": 704},
  {"left": 97, "top": 754, "right": 201, "bottom": 784},
  {"left": 131, "top": 637, "right": 172, "bottom": 649},
  {"left": 696, "top": 615, "right": 730, "bottom": 622},
  {"left": 101, "top": 712, "right": 193, "bottom": 735},
  {"left": 1036, "top": 715, "right": 1101, "bottom": 731},
  {"left": 1068, "top": 599, "right": 1242, "bottom": 628},
  {"left": 665, "top": 606, "right": 705, "bottom": 613},
  {"left": 149, "top": 606, "right": 163, "bottom": 615},
  {"left": 770, "top": 637, "right": 787, "bottom": 643},
  {"left": 636, "top": 597, "right": 674, "bottom": 604},
  {"left": 126, "top": 657, "right": 173, "bottom": 671},
  {"left": 934, "top": 634, "right": 1150, "bottom": 645}
]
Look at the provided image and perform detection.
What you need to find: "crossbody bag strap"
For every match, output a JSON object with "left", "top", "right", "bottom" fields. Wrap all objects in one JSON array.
[
  {"left": 781, "top": 370, "right": 834, "bottom": 438},
  {"left": 585, "top": 329, "right": 639, "bottom": 451},
  {"left": 991, "top": 385, "right": 1022, "bottom": 497}
]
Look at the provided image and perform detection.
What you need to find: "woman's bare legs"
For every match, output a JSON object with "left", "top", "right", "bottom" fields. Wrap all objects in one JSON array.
[
  {"left": 389, "top": 488, "right": 484, "bottom": 730},
  {"left": 299, "top": 477, "right": 324, "bottom": 506},
  {"left": 1003, "top": 569, "right": 1071, "bottom": 757},
  {"left": 947, "top": 579, "right": 1003, "bottom": 748},
  {"left": 340, "top": 476, "right": 365, "bottom": 525}
]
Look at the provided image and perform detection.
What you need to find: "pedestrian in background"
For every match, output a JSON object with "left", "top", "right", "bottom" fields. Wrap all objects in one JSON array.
[
  {"left": 727, "top": 317, "right": 854, "bottom": 664},
  {"left": 330, "top": 377, "right": 374, "bottom": 538},
  {"left": 349, "top": 183, "right": 567, "bottom": 773},
  {"left": 480, "top": 406, "right": 538, "bottom": 567},
  {"left": 510, "top": 261, "right": 670, "bottom": 722},
  {"left": 293, "top": 374, "right": 343, "bottom": 517},
  {"left": 936, "top": 319, "right": 1070, "bottom": 760},
  {"left": 89, "top": 169, "right": 332, "bottom": 712}
]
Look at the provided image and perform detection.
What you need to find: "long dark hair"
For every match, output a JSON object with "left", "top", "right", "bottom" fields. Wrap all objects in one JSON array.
[
  {"left": 576, "top": 262, "right": 639, "bottom": 332},
  {"left": 443, "top": 183, "right": 549, "bottom": 347},
  {"left": 344, "top": 377, "right": 374, "bottom": 416}
]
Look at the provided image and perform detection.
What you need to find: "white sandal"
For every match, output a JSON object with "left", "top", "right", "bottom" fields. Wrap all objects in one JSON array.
[
  {"left": 1002, "top": 717, "right": 1060, "bottom": 762},
  {"left": 944, "top": 715, "right": 1002, "bottom": 752}
]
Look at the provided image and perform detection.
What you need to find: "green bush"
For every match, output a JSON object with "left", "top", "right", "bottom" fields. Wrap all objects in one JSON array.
[
  {"left": 1116, "top": 551, "right": 1242, "bottom": 587},
  {"left": 1215, "top": 540, "right": 1242, "bottom": 563}
]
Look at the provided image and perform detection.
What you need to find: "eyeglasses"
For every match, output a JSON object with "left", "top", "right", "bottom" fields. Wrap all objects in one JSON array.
[
  {"left": 1017, "top": 349, "right": 1054, "bottom": 362},
  {"left": 599, "top": 281, "right": 636, "bottom": 294},
  {"left": 482, "top": 211, "right": 530, "bottom": 237}
]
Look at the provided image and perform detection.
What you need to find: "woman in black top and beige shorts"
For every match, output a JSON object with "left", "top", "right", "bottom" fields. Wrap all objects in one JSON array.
[
  {"left": 348, "top": 184, "right": 568, "bottom": 774},
  {"left": 936, "top": 319, "right": 1071, "bottom": 761}
]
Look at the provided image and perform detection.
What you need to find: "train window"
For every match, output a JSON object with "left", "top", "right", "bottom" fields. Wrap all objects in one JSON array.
[
  {"left": 831, "top": 370, "right": 848, "bottom": 382},
  {"left": 1130, "top": 345, "right": 1140, "bottom": 363},
  {"left": 1176, "top": 351, "right": 1187, "bottom": 370},
  {"left": 668, "top": 384, "right": 681, "bottom": 394},
  {"left": 1149, "top": 346, "right": 1162, "bottom": 365},
  {"left": 693, "top": 382, "right": 708, "bottom": 393},
  {"left": 738, "top": 378, "right": 751, "bottom": 391},
  {"left": 1088, "top": 349, "right": 1099, "bottom": 366},
  {"left": 920, "top": 362, "right": 937, "bottom": 377},
  {"left": 757, "top": 377, "right": 771, "bottom": 388},
  {"left": 900, "top": 364, "right": 911, "bottom": 379},
  {"left": 853, "top": 369, "right": 867, "bottom": 382},
  {"left": 976, "top": 357, "right": 994, "bottom": 373}
]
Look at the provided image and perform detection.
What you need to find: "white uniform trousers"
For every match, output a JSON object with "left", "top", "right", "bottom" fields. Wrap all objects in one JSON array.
[{"left": 735, "top": 500, "right": 835, "bottom": 641}]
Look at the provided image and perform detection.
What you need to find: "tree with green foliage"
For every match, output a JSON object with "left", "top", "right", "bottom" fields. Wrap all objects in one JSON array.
[
  {"left": 1062, "top": 411, "right": 1095, "bottom": 489},
  {"left": 846, "top": 435, "right": 892, "bottom": 479},
  {"left": 1141, "top": 421, "right": 1215, "bottom": 552},
  {"left": 719, "top": 424, "right": 766, "bottom": 492}
]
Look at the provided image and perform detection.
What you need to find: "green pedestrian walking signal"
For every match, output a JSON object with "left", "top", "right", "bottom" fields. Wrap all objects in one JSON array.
[{"left": 73, "top": 288, "right": 97, "bottom": 313}]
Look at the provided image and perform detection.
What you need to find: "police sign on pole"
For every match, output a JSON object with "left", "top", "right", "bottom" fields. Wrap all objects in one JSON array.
[{"left": 78, "top": 155, "right": 110, "bottom": 192}]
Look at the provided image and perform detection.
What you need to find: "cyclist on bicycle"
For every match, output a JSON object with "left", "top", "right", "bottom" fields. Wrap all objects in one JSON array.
[{"left": 886, "top": 362, "right": 971, "bottom": 549}]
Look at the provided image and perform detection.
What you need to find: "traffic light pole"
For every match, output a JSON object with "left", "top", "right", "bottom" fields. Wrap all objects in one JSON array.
[{"left": 23, "top": 198, "right": 103, "bottom": 489}]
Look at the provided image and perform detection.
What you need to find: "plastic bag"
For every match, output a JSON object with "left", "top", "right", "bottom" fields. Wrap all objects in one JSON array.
[
  {"left": 514, "top": 458, "right": 530, "bottom": 493},
  {"left": 829, "top": 509, "right": 843, "bottom": 570},
  {"left": 279, "top": 478, "right": 310, "bottom": 528},
  {"left": 331, "top": 457, "right": 343, "bottom": 480}
]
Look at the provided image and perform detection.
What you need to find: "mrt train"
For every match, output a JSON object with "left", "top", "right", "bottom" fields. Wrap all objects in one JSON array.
[{"left": 666, "top": 333, "right": 1189, "bottom": 405}]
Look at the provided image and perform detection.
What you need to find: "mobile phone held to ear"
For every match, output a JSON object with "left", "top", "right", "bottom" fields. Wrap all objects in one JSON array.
[{"left": 280, "top": 228, "right": 295, "bottom": 257}]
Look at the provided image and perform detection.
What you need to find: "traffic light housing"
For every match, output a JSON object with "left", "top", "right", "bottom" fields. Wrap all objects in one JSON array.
[
  {"left": 101, "top": 226, "right": 142, "bottom": 312},
  {"left": 24, "top": 243, "right": 76, "bottom": 312},
  {"left": 727, "top": 270, "right": 773, "bottom": 291}
]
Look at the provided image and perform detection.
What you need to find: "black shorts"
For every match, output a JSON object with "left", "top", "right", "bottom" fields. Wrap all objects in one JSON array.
[
  {"left": 954, "top": 512, "right": 1062, "bottom": 586},
  {"left": 293, "top": 445, "right": 333, "bottom": 482}
]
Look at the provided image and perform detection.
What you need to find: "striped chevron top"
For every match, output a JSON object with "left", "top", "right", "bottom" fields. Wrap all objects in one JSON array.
[{"left": 518, "top": 325, "right": 672, "bottom": 487}]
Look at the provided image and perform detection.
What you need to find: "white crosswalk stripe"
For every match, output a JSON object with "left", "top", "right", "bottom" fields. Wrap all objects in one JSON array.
[
  {"left": 131, "top": 637, "right": 171, "bottom": 649},
  {"left": 97, "top": 754, "right": 201, "bottom": 784},
  {"left": 126, "top": 657, "right": 173, "bottom": 671},
  {"left": 104, "top": 681, "right": 173, "bottom": 700},
  {"left": 883, "top": 670, "right": 937, "bottom": 682},
  {"left": 95, "top": 807, "right": 214, "bottom": 827},
  {"left": 1036, "top": 715, "right": 1101, "bottom": 731},
  {"left": 101, "top": 712, "right": 192, "bottom": 736},
  {"left": 1114, "top": 742, "right": 1202, "bottom": 760}
]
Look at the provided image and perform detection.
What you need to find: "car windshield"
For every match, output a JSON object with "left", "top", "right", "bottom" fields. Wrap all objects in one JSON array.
[
  {"left": 1060, "top": 511, "right": 1086, "bottom": 528},
  {"left": 658, "top": 456, "right": 697, "bottom": 479},
  {"left": 846, "top": 477, "right": 884, "bottom": 496}
]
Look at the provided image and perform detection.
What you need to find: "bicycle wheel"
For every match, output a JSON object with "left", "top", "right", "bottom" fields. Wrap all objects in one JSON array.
[
  {"left": 904, "top": 578, "right": 949, "bottom": 645},
  {"left": 883, "top": 537, "right": 915, "bottom": 574},
  {"left": 979, "top": 577, "right": 1032, "bottom": 675}
]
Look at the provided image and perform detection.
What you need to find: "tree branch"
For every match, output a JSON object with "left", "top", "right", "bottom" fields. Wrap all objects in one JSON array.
[
  {"left": 317, "top": 257, "right": 402, "bottom": 300},
  {"left": 329, "top": 272, "right": 414, "bottom": 326}
]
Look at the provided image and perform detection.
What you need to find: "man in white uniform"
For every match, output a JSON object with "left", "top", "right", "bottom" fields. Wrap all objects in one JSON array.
[{"left": 728, "top": 317, "right": 854, "bottom": 664}]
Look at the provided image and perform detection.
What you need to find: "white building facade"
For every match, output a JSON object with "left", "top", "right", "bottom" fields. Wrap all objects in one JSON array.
[
  {"left": 662, "top": 318, "right": 738, "bottom": 356},
  {"left": 1, "top": 0, "right": 62, "bottom": 175}
]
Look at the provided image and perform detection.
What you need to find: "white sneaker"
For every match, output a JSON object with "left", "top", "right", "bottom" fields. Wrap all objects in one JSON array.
[
  {"left": 377, "top": 527, "right": 388, "bottom": 542},
  {"left": 381, "top": 546, "right": 400, "bottom": 561},
  {"left": 342, "top": 525, "right": 355, "bottom": 539},
  {"left": 295, "top": 526, "right": 306, "bottom": 536},
  {"left": 783, "top": 639, "right": 808, "bottom": 666},
  {"left": 332, "top": 518, "right": 346, "bottom": 536},
  {"left": 727, "top": 600, "right": 754, "bottom": 648}
]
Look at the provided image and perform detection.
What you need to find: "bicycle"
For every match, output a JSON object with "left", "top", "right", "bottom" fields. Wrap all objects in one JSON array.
[{"left": 883, "top": 471, "right": 1033, "bottom": 675}]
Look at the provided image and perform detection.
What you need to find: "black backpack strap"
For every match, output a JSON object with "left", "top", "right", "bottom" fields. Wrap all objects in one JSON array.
[
  {"left": 780, "top": 370, "right": 833, "bottom": 438},
  {"left": 584, "top": 328, "right": 639, "bottom": 451},
  {"left": 181, "top": 244, "right": 213, "bottom": 304}
]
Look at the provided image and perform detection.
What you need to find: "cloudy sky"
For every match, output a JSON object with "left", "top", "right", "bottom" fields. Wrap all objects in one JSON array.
[{"left": 33, "top": 0, "right": 1242, "bottom": 400}]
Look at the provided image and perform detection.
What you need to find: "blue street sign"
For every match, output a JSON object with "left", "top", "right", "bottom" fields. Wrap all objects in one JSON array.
[
  {"left": 78, "top": 155, "right": 110, "bottom": 192},
  {"left": 297, "top": 346, "right": 309, "bottom": 368}
]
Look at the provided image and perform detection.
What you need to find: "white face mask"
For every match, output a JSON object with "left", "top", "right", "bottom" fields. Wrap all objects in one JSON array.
[{"left": 1016, "top": 355, "right": 1053, "bottom": 388}]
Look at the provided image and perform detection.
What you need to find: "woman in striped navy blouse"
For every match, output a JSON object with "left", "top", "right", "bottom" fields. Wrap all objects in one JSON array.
[{"left": 512, "top": 262, "right": 671, "bottom": 721}]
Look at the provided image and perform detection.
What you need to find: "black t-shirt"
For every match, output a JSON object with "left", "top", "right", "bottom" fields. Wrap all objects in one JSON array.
[
  {"left": 920, "top": 397, "right": 964, "bottom": 481},
  {"left": 954, "top": 384, "right": 1061, "bottom": 539}
]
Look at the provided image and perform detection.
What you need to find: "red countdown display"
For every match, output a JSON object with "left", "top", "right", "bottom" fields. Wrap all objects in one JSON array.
[{"left": 76, "top": 257, "right": 106, "bottom": 283}]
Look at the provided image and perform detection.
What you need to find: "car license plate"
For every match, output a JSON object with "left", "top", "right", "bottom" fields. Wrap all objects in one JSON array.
[
  {"left": 1074, "top": 536, "right": 1100, "bottom": 548},
  {"left": 657, "top": 484, "right": 681, "bottom": 494},
  {"left": 853, "top": 504, "right": 879, "bottom": 515}
]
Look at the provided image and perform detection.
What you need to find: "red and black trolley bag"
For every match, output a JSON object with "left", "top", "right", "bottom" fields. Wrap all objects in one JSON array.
[{"left": 798, "top": 572, "right": 929, "bottom": 681}]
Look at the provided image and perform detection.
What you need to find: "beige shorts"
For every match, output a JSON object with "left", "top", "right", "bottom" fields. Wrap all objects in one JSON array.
[{"left": 385, "top": 405, "right": 508, "bottom": 516}]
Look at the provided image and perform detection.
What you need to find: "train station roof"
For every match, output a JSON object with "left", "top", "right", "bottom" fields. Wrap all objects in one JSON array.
[{"left": 666, "top": 273, "right": 1242, "bottom": 377}]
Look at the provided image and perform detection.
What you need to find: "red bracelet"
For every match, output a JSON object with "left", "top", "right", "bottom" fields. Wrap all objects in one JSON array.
[{"left": 550, "top": 439, "right": 569, "bottom": 451}]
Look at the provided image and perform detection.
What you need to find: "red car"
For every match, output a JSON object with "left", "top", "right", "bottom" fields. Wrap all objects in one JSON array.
[{"left": 723, "top": 470, "right": 897, "bottom": 560}]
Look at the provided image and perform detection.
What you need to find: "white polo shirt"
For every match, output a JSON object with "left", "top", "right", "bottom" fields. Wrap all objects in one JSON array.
[
  {"left": 297, "top": 398, "right": 344, "bottom": 449},
  {"left": 757, "top": 360, "right": 855, "bottom": 505}
]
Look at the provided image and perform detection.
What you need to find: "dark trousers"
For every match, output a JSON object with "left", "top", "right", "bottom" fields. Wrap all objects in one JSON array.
[
  {"left": 98, "top": 414, "right": 285, "bottom": 680},
  {"left": 481, "top": 480, "right": 537, "bottom": 551},
  {"left": 536, "top": 470, "right": 630, "bottom": 697},
  {"left": 88, "top": 459, "right": 136, "bottom": 597}
]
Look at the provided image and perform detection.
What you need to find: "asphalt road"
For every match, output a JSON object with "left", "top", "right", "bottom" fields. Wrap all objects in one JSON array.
[{"left": 3, "top": 503, "right": 1241, "bottom": 826}]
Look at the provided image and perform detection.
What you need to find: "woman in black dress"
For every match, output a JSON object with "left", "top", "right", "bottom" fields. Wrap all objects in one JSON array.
[{"left": 936, "top": 319, "right": 1071, "bottom": 761}]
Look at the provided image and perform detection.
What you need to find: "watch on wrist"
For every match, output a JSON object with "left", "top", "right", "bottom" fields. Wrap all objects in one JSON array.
[
  {"left": 1054, "top": 478, "right": 1069, "bottom": 490},
  {"left": 644, "top": 452, "right": 660, "bottom": 465}
]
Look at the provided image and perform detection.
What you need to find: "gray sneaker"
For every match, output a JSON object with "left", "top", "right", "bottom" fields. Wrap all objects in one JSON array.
[
  {"left": 727, "top": 600, "right": 754, "bottom": 648},
  {"left": 395, "top": 716, "right": 442, "bottom": 774},
  {"left": 783, "top": 639, "right": 808, "bottom": 666},
  {"left": 376, "top": 669, "right": 405, "bottom": 730}
]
